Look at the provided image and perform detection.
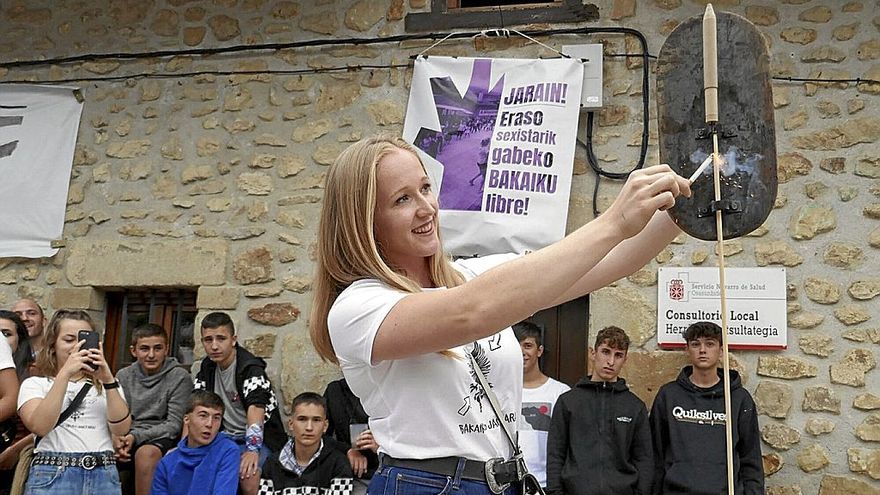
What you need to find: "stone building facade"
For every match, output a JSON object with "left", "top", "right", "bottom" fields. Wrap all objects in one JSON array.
[{"left": 0, "top": 1, "right": 877, "bottom": 493}]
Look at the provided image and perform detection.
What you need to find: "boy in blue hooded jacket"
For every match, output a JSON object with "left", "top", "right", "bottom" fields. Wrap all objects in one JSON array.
[{"left": 151, "top": 390, "right": 240, "bottom": 495}]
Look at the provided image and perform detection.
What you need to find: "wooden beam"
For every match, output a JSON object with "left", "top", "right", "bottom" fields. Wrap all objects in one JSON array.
[{"left": 406, "top": 1, "right": 598, "bottom": 32}]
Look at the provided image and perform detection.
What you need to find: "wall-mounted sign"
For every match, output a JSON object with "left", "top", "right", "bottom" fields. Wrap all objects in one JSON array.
[{"left": 657, "top": 267, "right": 787, "bottom": 350}]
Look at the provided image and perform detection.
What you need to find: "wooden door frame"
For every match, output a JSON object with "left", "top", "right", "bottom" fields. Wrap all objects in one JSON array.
[{"left": 525, "top": 296, "right": 588, "bottom": 387}]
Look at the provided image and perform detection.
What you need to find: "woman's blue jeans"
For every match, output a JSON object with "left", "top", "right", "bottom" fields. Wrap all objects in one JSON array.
[
  {"left": 368, "top": 462, "right": 520, "bottom": 495},
  {"left": 24, "top": 453, "right": 121, "bottom": 495}
]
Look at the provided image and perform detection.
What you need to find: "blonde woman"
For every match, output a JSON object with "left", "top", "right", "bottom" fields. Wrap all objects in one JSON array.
[
  {"left": 18, "top": 309, "right": 130, "bottom": 494},
  {"left": 309, "top": 135, "right": 690, "bottom": 495}
]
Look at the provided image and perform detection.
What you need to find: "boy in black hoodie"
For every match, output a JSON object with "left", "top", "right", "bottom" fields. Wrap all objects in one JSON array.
[
  {"left": 194, "top": 312, "right": 286, "bottom": 495},
  {"left": 649, "top": 321, "right": 764, "bottom": 495},
  {"left": 259, "top": 392, "right": 353, "bottom": 495},
  {"left": 547, "top": 326, "right": 653, "bottom": 495}
]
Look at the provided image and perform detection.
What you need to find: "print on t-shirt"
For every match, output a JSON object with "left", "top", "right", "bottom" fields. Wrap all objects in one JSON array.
[
  {"left": 461, "top": 341, "right": 491, "bottom": 416},
  {"left": 456, "top": 338, "right": 518, "bottom": 438},
  {"left": 66, "top": 391, "right": 98, "bottom": 431},
  {"left": 487, "top": 333, "right": 503, "bottom": 351},
  {"left": 520, "top": 401, "right": 553, "bottom": 432}
]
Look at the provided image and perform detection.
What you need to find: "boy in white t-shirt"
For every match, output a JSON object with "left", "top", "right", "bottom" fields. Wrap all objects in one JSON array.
[{"left": 515, "top": 321, "right": 569, "bottom": 488}]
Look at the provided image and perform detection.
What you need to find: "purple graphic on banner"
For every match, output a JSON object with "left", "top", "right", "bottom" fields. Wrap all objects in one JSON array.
[{"left": 413, "top": 59, "right": 504, "bottom": 211}]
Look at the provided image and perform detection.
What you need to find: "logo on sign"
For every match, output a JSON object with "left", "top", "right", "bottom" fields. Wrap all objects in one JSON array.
[{"left": 668, "top": 279, "right": 685, "bottom": 301}]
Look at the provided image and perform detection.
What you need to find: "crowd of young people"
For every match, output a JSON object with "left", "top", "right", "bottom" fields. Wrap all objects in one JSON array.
[
  {"left": 0, "top": 306, "right": 764, "bottom": 495},
  {"left": 0, "top": 303, "right": 362, "bottom": 495}
]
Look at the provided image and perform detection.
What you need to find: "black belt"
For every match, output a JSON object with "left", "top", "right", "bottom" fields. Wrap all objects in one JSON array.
[
  {"left": 32, "top": 452, "right": 115, "bottom": 470},
  {"left": 380, "top": 455, "right": 519, "bottom": 485}
]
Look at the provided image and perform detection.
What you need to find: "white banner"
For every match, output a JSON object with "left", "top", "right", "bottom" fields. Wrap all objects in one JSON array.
[
  {"left": 657, "top": 267, "right": 787, "bottom": 350},
  {"left": 0, "top": 85, "right": 83, "bottom": 258},
  {"left": 403, "top": 57, "right": 583, "bottom": 256}
]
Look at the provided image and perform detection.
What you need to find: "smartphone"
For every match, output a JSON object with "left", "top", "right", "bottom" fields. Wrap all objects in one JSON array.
[
  {"left": 78, "top": 330, "right": 100, "bottom": 369},
  {"left": 349, "top": 423, "right": 369, "bottom": 448}
]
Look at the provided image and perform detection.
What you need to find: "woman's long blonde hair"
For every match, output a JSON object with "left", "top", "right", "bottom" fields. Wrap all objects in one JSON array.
[{"left": 310, "top": 135, "right": 465, "bottom": 364}]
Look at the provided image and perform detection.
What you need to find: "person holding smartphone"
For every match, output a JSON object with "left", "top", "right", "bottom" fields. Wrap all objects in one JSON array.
[{"left": 17, "top": 309, "right": 131, "bottom": 494}]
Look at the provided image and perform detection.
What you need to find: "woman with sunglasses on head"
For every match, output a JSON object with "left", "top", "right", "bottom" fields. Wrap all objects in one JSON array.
[
  {"left": 309, "top": 135, "right": 690, "bottom": 495},
  {"left": 17, "top": 309, "right": 130, "bottom": 494}
]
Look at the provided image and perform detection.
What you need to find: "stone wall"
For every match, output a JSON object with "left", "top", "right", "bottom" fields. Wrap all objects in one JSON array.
[{"left": 0, "top": 1, "right": 877, "bottom": 493}]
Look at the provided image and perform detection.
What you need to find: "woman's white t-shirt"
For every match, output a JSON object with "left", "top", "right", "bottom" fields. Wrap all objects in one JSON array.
[
  {"left": 18, "top": 377, "right": 124, "bottom": 453},
  {"left": 329, "top": 254, "right": 523, "bottom": 462}
]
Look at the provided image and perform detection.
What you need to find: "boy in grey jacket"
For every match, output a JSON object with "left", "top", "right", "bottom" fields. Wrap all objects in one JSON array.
[{"left": 115, "top": 323, "right": 194, "bottom": 495}]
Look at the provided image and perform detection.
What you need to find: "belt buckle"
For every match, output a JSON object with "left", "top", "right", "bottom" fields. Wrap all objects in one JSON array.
[
  {"left": 484, "top": 457, "right": 510, "bottom": 495},
  {"left": 80, "top": 454, "right": 97, "bottom": 470}
]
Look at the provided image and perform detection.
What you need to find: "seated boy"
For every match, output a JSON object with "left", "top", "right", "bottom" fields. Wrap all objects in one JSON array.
[
  {"left": 151, "top": 390, "right": 240, "bottom": 495},
  {"left": 323, "top": 377, "right": 378, "bottom": 479},
  {"left": 194, "top": 312, "right": 286, "bottom": 495},
  {"left": 259, "top": 392, "right": 353, "bottom": 495},
  {"left": 649, "top": 321, "right": 763, "bottom": 494},
  {"left": 115, "top": 323, "right": 193, "bottom": 495},
  {"left": 547, "top": 326, "right": 652, "bottom": 495}
]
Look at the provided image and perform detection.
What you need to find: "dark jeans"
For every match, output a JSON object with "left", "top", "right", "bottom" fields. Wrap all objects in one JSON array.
[{"left": 368, "top": 462, "right": 520, "bottom": 495}]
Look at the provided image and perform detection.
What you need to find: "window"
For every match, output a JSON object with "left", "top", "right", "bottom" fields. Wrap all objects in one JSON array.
[
  {"left": 104, "top": 289, "right": 197, "bottom": 373},
  {"left": 406, "top": 0, "right": 598, "bottom": 32}
]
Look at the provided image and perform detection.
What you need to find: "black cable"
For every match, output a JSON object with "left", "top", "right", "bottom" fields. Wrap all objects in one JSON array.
[
  {"left": 0, "top": 65, "right": 412, "bottom": 85},
  {"left": 0, "top": 33, "right": 468, "bottom": 68},
  {"left": 0, "top": 54, "right": 657, "bottom": 85},
  {"left": 580, "top": 42, "right": 880, "bottom": 218},
  {"left": 772, "top": 75, "right": 879, "bottom": 84},
  {"left": 3, "top": 61, "right": 872, "bottom": 87},
  {"left": 578, "top": 28, "right": 652, "bottom": 217},
  {"left": 0, "top": 27, "right": 655, "bottom": 69}
]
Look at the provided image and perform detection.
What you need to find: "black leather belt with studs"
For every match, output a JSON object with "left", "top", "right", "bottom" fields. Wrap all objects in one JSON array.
[{"left": 32, "top": 452, "right": 115, "bottom": 470}]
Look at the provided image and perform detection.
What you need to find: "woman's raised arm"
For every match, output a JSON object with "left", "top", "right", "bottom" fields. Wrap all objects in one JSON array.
[{"left": 370, "top": 165, "right": 690, "bottom": 362}]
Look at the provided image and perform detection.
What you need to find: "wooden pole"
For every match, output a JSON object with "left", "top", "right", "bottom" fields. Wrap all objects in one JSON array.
[
  {"left": 712, "top": 133, "right": 736, "bottom": 495},
  {"left": 704, "top": 5, "right": 735, "bottom": 494}
]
